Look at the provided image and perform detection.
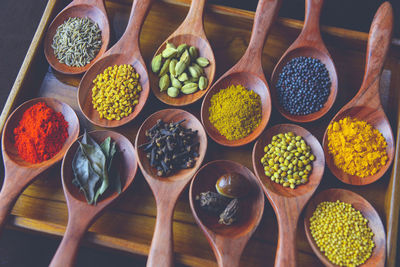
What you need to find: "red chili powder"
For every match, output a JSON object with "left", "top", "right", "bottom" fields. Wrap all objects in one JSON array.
[{"left": 13, "top": 102, "right": 69, "bottom": 163}]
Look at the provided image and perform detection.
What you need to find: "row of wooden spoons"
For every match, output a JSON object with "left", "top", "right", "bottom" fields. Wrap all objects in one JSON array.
[{"left": 0, "top": 100, "right": 387, "bottom": 266}]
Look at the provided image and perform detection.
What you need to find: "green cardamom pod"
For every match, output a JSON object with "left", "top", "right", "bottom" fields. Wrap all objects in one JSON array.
[
  {"left": 166, "top": 42, "right": 176, "bottom": 50},
  {"left": 167, "top": 87, "right": 180, "bottom": 98},
  {"left": 159, "top": 74, "right": 170, "bottom": 92},
  {"left": 177, "top": 44, "right": 188, "bottom": 57},
  {"left": 171, "top": 77, "right": 182, "bottom": 89},
  {"left": 196, "top": 57, "right": 210, "bottom": 67},
  {"left": 199, "top": 76, "right": 208, "bottom": 90},
  {"left": 188, "top": 66, "right": 200, "bottom": 78},
  {"left": 178, "top": 72, "right": 189, "bottom": 82},
  {"left": 159, "top": 58, "right": 171, "bottom": 77},
  {"left": 189, "top": 76, "right": 199, "bottom": 82},
  {"left": 175, "top": 61, "right": 186, "bottom": 76},
  {"left": 151, "top": 54, "right": 162, "bottom": 73},
  {"left": 181, "top": 82, "right": 198, "bottom": 94},
  {"left": 192, "top": 63, "right": 204, "bottom": 75},
  {"left": 189, "top": 46, "right": 198, "bottom": 60},
  {"left": 169, "top": 59, "right": 178, "bottom": 77},
  {"left": 162, "top": 47, "right": 178, "bottom": 58},
  {"left": 180, "top": 50, "right": 190, "bottom": 66}
]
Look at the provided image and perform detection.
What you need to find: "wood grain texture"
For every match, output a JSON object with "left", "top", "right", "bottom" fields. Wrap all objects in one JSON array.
[
  {"left": 44, "top": 0, "right": 110, "bottom": 75},
  {"left": 150, "top": 0, "right": 216, "bottom": 106},
  {"left": 304, "top": 188, "right": 386, "bottom": 266},
  {"left": 49, "top": 130, "right": 137, "bottom": 267},
  {"left": 270, "top": 0, "right": 338, "bottom": 123},
  {"left": 252, "top": 124, "right": 325, "bottom": 267},
  {"left": 200, "top": 0, "right": 281, "bottom": 147},
  {"left": 189, "top": 160, "right": 264, "bottom": 267},
  {"left": 323, "top": 2, "right": 394, "bottom": 186},
  {"left": 78, "top": 0, "right": 153, "bottom": 128},
  {"left": 0, "top": 0, "right": 400, "bottom": 266},
  {"left": 135, "top": 109, "right": 207, "bottom": 267},
  {"left": 0, "top": 97, "right": 79, "bottom": 234}
]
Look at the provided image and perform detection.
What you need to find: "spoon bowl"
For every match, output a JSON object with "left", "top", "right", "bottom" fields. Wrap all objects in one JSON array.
[
  {"left": 323, "top": 2, "right": 394, "bottom": 185},
  {"left": 201, "top": 0, "right": 282, "bottom": 147},
  {"left": 189, "top": 160, "right": 264, "bottom": 267},
  {"left": 50, "top": 130, "right": 137, "bottom": 266},
  {"left": 77, "top": 0, "right": 153, "bottom": 128},
  {"left": 270, "top": 0, "right": 338, "bottom": 122},
  {"left": 252, "top": 123, "right": 324, "bottom": 266},
  {"left": 44, "top": 0, "right": 110, "bottom": 75},
  {"left": 135, "top": 108, "right": 207, "bottom": 267},
  {"left": 0, "top": 97, "right": 79, "bottom": 233},
  {"left": 304, "top": 188, "right": 386, "bottom": 266},
  {"left": 150, "top": 0, "right": 216, "bottom": 106}
]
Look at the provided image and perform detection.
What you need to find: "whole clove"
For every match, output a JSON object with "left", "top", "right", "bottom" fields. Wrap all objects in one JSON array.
[{"left": 140, "top": 119, "right": 199, "bottom": 176}]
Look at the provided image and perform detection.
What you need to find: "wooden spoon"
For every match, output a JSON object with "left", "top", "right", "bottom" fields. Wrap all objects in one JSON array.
[
  {"left": 50, "top": 130, "right": 138, "bottom": 267},
  {"left": 0, "top": 97, "right": 79, "bottom": 233},
  {"left": 322, "top": 2, "right": 394, "bottom": 186},
  {"left": 270, "top": 0, "right": 338, "bottom": 122},
  {"left": 44, "top": 0, "right": 110, "bottom": 75},
  {"left": 304, "top": 188, "right": 386, "bottom": 266},
  {"left": 78, "top": 0, "right": 153, "bottom": 128},
  {"left": 189, "top": 160, "right": 265, "bottom": 267},
  {"left": 150, "top": 0, "right": 216, "bottom": 106},
  {"left": 135, "top": 109, "right": 207, "bottom": 267},
  {"left": 252, "top": 124, "right": 325, "bottom": 267},
  {"left": 201, "top": 0, "right": 281, "bottom": 147}
]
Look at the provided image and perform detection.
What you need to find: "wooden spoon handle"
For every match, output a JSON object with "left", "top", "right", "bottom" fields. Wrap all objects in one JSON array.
[
  {"left": 49, "top": 213, "right": 93, "bottom": 267},
  {"left": 274, "top": 206, "right": 301, "bottom": 267},
  {"left": 179, "top": 0, "right": 207, "bottom": 35},
  {"left": 359, "top": 2, "right": 393, "bottom": 96},
  {"left": 214, "top": 237, "right": 246, "bottom": 267},
  {"left": 118, "top": 0, "right": 153, "bottom": 50},
  {"left": 299, "top": 0, "right": 324, "bottom": 43},
  {"left": 147, "top": 200, "right": 175, "bottom": 267},
  {"left": 73, "top": 0, "right": 104, "bottom": 6},
  {"left": 238, "top": 0, "right": 281, "bottom": 73},
  {"left": 0, "top": 177, "right": 26, "bottom": 233}
]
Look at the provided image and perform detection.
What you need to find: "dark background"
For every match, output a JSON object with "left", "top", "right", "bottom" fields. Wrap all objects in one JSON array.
[{"left": 0, "top": 0, "right": 399, "bottom": 266}]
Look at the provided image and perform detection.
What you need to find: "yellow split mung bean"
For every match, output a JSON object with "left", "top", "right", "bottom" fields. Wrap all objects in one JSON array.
[
  {"left": 260, "top": 132, "right": 315, "bottom": 189},
  {"left": 310, "top": 200, "right": 375, "bottom": 266},
  {"left": 92, "top": 64, "right": 142, "bottom": 120}
]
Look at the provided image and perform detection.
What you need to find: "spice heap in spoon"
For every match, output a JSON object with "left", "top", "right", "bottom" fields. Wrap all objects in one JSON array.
[
  {"left": 209, "top": 84, "right": 262, "bottom": 140},
  {"left": 309, "top": 200, "right": 375, "bottom": 266},
  {"left": 14, "top": 102, "right": 69, "bottom": 163},
  {"left": 276, "top": 57, "right": 331, "bottom": 115},
  {"left": 139, "top": 119, "right": 199, "bottom": 176},
  {"left": 52, "top": 17, "right": 102, "bottom": 67},
  {"left": 91, "top": 64, "right": 142, "bottom": 120},
  {"left": 197, "top": 173, "right": 250, "bottom": 225},
  {"left": 151, "top": 43, "right": 210, "bottom": 98},
  {"left": 326, "top": 117, "right": 387, "bottom": 177},
  {"left": 260, "top": 132, "right": 315, "bottom": 189}
]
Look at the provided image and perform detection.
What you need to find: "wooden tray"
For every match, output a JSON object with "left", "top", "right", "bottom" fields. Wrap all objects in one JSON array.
[{"left": 1, "top": 0, "right": 400, "bottom": 266}]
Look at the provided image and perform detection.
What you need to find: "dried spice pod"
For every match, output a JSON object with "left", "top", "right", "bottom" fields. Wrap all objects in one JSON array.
[
  {"left": 219, "top": 198, "right": 239, "bottom": 225},
  {"left": 215, "top": 172, "right": 251, "bottom": 198},
  {"left": 196, "top": 191, "right": 230, "bottom": 214}
]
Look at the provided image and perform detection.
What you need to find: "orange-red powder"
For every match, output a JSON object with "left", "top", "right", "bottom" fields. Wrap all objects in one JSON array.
[{"left": 13, "top": 102, "right": 69, "bottom": 163}]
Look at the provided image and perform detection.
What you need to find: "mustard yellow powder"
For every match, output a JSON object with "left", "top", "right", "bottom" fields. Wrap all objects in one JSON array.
[
  {"left": 209, "top": 84, "right": 261, "bottom": 141},
  {"left": 327, "top": 117, "right": 387, "bottom": 177}
]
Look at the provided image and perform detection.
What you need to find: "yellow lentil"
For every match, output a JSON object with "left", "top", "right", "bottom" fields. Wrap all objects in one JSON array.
[
  {"left": 209, "top": 84, "right": 261, "bottom": 140},
  {"left": 92, "top": 64, "right": 142, "bottom": 120},
  {"left": 327, "top": 117, "right": 387, "bottom": 177},
  {"left": 310, "top": 200, "right": 375, "bottom": 266}
]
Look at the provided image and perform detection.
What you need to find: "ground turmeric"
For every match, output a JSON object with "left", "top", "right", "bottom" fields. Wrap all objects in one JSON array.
[
  {"left": 209, "top": 84, "right": 261, "bottom": 141},
  {"left": 327, "top": 117, "right": 387, "bottom": 177}
]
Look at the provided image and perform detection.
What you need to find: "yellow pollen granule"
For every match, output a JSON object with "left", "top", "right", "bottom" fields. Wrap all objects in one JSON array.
[
  {"left": 209, "top": 84, "right": 262, "bottom": 140},
  {"left": 326, "top": 117, "right": 387, "bottom": 177},
  {"left": 91, "top": 64, "right": 142, "bottom": 121},
  {"left": 310, "top": 200, "right": 375, "bottom": 266}
]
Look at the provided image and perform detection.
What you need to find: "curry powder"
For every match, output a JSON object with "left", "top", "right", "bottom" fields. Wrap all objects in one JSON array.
[{"left": 327, "top": 117, "right": 387, "bottom": 177}]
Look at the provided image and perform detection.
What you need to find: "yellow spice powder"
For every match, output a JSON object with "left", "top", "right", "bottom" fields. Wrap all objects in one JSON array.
[{"left": 327, "top": 117, "right": 387, "bottom": 177}]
